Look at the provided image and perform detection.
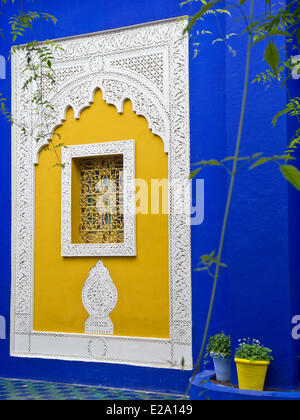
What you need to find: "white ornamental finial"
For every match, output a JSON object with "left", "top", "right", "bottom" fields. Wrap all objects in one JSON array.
[{"left": 82, "top": 260, "right": 118, "bottom": 334}]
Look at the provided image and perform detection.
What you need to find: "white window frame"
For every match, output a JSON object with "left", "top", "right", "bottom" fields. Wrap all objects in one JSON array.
[{"left": 61, "top": 140, "right": 136, "bottom": 257}]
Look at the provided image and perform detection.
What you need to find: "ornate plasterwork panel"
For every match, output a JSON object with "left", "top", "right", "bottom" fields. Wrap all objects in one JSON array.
[
  {"left": 11, "top": 18, "right": 192, "bottom": 369},
  {"left": 82, "top": 260, "right": 118, "bottom": 335},
  {"left": 61, "top": 140, "right": 136, "bottom": 257}
]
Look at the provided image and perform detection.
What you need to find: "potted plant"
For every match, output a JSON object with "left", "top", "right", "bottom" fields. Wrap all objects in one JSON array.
[
  {"left": 205, "top": 333, "right": 231, "bottom": 382},
  {"left": 234, "top": 339, "right": 273, "bottom": 391}
]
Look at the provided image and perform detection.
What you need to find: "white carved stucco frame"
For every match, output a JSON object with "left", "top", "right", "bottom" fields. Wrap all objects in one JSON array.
[
  {"left": 11, "top": 18, "right": 192, "bottom": 369},
  {"left": 61, "top": 140, "right": 136, "bottom": 257}
]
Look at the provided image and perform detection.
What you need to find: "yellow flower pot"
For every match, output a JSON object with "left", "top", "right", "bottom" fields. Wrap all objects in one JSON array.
[{"left": 235, "top": 358, "right": 270, "bottom": 391}]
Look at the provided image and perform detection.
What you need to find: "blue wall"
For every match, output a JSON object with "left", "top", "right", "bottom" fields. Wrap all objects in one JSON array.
[
  {"left": 287, "top": 0, "right": 300, "bottom": 387},
  {"left": 0, "top": 0, "right": 299, "bottom": 393},
  {"left": 224, "top": 2, "right": 296, "bottom": 389}
]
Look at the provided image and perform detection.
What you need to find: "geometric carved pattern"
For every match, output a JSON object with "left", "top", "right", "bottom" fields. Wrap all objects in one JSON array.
[
  {"left": 111, "top": 53, "right": 164, "bottom": 93},
  {"left": 61, "top": 141, "right": 136, "bottom": 257},
  {"left": 11, "top": 18, "right": 192, "bottom": 369},
  {"left": 79, "top": 156, "right": 124, "bottom": 245},
  {"left": 82, "top": 260, "right": 118, "bottom": 335}
]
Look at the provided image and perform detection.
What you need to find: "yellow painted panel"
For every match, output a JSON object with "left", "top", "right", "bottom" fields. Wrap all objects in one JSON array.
[{"left": 34, "top": 90, "right": 169, "bottom": 338}]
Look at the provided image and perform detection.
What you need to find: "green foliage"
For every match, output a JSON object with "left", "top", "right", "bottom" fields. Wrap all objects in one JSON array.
[
  {"left": 252, "top": 56, "right": 295, "bottom": 87},
  {"left": 196, "top": 251, "right": 227, "bottom": 278},
  {"left": 52, "top": 162, "right": 65, "bottom": 169},
  {"left": 249, "top": 154, "right": 293, "bottom": 170},
  {"left": 1, "top": 0, "right": 17, "bottom": 4},
  {"left": 190, "top": 153, "right": 293, "bottom": 181},
  {"left": 9, "top": 10, "right": 57, "bottom": 42},
  {"left": 212, "top": 33, "right": 237, "bottom": 45},
  {"left": 180, "top": 0, "right": 234, "bottom": 57},
  {"left": 235, "top": 339, "right": 274, "bottom": 362},
  {"left": 182, "top": 0, "right": 223, "bottom": 35},
  {"left": 264, "top": 41, "right": 280, "bottom": 77},
  {"left": 280, "top": 165, "right": 300, "bottom": 191},
  {"left": 183, "top": 0, "right": 298, "bottom": 396},
  {"left": 184, "top": 0, "right": 300, "bottom": 188},
  {"left": 189, "top": 160, "right": 223, "bottom": 179},
  {"left": 273, "top": 98, "right": 300, "bottom": 128},
  {"left": 10, "top": 39, "right": 65, "bottom": 166},
  {"left": 0, "top": 3, "right": 64, "bottom": 167},
  {"left": 0, "top": 93, "right": 11, "bottom": 123},
  {"left": 204, "top": 333, "right": 231, "bottom": 363},
  {"left": 287, "top": 129, "right": 300, "bottom": 154}
]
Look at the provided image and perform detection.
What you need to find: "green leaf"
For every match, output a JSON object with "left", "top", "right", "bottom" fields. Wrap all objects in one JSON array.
[
  {"left": 239, "top": 0, "right": 247, "bottom": 4},
  {"left": 251, "top": 153, "right": 263, "bottom": 159},
  {"left": 249, "top": 158, "right": 271, "bottom": 170},
  {"left": 253, "top": 30, "right": 292, "bottom": 46},
  {"left": 201, "top": 254, "right": 211, "bottom": 263},
  {"left": 264, "top": 41, "right": 279, "bottom": 77},
  {"left": 209, "top": 250, "right": 215, "bottom": 258},
  {"left": 268, "top": 29, "right": 291, "bottom": 38},
  {"left": 189, "top": 168, "right": 201, "bottom": 179},
  {"left": 280, "top": 165, "right": 300, "bottom": 190},
  {"left": 249, "top": 155, "right": 292, "bottom": 170},
  {"left": 272, "top": 107, "right": 289, "bottom": 127},
  {"left": 192, "top": 159, "right": 222, "bottom": 167},
  {"left": 220, "top": 262, "right": 228, "bottom": 268},
  {"left": 205, "top": 159, "right": 222, "bottom": 166},
  {"left": 296, "top": 28, "right": 300, "bottom": 46},
  {"left": 183, "top": 0, "right": 220, "bottom": 34},
  {"left": 222, "top": 156, "right": 250, "bottom": 162},
  {"left": 195, "top": 267, "right": 209, "bottom": 272}
]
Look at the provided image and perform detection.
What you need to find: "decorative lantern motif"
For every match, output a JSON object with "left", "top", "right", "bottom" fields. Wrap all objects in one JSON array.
[{"left": 82, "top": 260, "right": 118, "bottom": 334}]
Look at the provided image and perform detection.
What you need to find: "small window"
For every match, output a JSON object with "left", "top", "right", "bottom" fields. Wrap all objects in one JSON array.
[
  {"left": 61, "top": 140, "right": 136, "bottom": 257},
  {"left": 79, "top": 155, "right": 124, "bottom": 244}
]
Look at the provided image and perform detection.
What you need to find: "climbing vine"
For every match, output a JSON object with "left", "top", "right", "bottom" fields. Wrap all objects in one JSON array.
[
  {"left": 181, "top": 0, "right": 300, "bottom": 394},
  {"left": 0, "top": 0, "right": 64, "bottom": 166}
]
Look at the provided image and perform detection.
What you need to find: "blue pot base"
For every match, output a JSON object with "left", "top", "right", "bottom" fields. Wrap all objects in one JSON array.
[{"left": 189, "top": 371, "right": 300, "bottom": 400}]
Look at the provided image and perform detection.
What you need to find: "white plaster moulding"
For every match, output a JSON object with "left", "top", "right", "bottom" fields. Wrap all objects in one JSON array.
[
  {"left": 11, "top": 17, "right": 192, "bottom": 370},
  {"left": 33, "top": 72, "right": 170, "bottom": 164},
  {"left": 13, "top": 332, "right": 192, "bottom": 369},
  {"left": 61, "top": 140, "right": 136, "bottom": 257}
]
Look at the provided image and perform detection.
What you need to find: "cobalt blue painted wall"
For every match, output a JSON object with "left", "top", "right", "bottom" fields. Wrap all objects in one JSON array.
[
  {"left": 0, "top": 0, "right": 298, "bottom": 393},
  {"left": 225, "top": 1, "right": 298, "bottom": 389},
  {"left": 287, "top": 0, "right": 300, "bottom": 385},
  {"left": 225, "top": 1, "right": 300, "bottom": 389}
]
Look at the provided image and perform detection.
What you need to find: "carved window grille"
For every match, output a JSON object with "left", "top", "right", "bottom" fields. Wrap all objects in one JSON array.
[
  {"left": 61, "top": 140, "right": 136, "bottom": 257},
  {"left": 79, "top": 155, "right": 124, "bottom": 244}
]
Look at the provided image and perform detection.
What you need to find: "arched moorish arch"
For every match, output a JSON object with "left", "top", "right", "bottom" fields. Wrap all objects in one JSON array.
[
  {"left": 11, "top": 17, "right": 192, "bottom": 369},
  {"left": 33, "top": 74, "right": 170, "bottom": 165}
]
